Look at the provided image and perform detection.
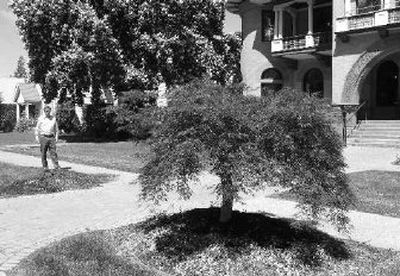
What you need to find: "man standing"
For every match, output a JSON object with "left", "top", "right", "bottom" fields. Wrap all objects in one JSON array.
[{"left": 35, "top": 105, "right": 60, "bottom": 170}]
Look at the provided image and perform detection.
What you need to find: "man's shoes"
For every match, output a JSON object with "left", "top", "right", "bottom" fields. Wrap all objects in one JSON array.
[{"left": 43, "top": 167, "right": 50, "bottom": 172}]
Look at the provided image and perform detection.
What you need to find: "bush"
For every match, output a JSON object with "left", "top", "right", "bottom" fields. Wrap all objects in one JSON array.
[
  {"left": 0, "top": 104, "right": 17, "bottom": 132},
  {"left": 56, "top": 101, "right": 81, "bottom": 133},
  {"left": 140, "top": 79, "right": 353, "bottom": 229},
  {"left": 14, "top": 113, "right": 36, "bottom": 132},
  {"left": 82, "top": 90, "right": 157, "bottom": 140}
]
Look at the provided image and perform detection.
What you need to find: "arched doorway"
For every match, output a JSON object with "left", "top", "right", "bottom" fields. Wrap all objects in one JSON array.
[
  {"left": 376, "top": 61, "right": 398, "bottom": 107},
  {"left": 303, "top": 68, "right": 324, "bottom": 98},
  {"left": 360, "top": 58, "right": 400, "bottom": 119}
]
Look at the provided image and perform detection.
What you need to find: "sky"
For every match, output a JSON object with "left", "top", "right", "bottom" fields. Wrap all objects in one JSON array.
[{"left": 0, "top": 2, "right": 240, "bottom": 78}]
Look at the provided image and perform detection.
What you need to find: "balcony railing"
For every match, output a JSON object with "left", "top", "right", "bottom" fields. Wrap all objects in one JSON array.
[
  {"left": 282, "top": 35, "right": 306, "bottom": 51},
  {"left": 389, "top": 8, "right": 400, "bottom": 23},
  {"left": 348, "top": 13, "right": 375, "bottom": 29},
  {"left": 272, "top": 32, "right": 332, "bottom": 53},
  {"left": 336, "top": 5, "right": 400, "bottom": 33}
]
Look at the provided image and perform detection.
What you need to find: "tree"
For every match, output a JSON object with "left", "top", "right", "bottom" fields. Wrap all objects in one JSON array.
[
  {"left": 10, "top": 0, "right": 242, "bottom": 103},
  {"left": 139, "top": 80, "right": 353, "bottom": 228},
  {"left": 13, "top": 56, "right": 28, "bottom": 78}
]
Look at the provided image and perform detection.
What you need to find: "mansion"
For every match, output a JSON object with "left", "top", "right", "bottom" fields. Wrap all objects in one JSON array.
[{"left": 226, "top": 0, "right": 400, "bottom": 120}]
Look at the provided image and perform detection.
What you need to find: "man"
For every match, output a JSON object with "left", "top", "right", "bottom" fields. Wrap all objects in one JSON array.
[{"left": 35, "top": 105, "right": 60, "bottom": 170}]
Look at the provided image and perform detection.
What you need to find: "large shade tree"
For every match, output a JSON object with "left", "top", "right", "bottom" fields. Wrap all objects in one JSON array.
[
  {"left": 139, "top": 80, "right": 353, "bottom": 229},
  {"left": 10, "top": 0, "right": 241, "bottom": 103}
]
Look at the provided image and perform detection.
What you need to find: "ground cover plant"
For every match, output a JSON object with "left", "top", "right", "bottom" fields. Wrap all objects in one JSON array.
[
  {"left": 3, "top": 140, "right": 151, "bottom": 173},
  {"left": 0, "top": 162, "right": 113, "bottom": 197},
  {"left": 140, "top": 79, "right": 353, "bottom": 228},
  {"left": 9, "top": 208, "right": 400, "bottom": 276},
  {"left": 272, "top": 170, "right": 400, "bottom": 218}
]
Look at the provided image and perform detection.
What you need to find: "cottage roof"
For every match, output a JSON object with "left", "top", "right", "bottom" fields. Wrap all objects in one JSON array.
[{"left": 14, "top": 83, "right": 42, "bottom": 103}]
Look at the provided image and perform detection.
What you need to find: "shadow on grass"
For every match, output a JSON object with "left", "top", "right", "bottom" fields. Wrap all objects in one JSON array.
[
  {"left": 140, "top": 207, "right": 351, "bottom": 267},
  {"left": 59, "top": 133, "right": 131, "bottom": 143},
  {"left": 9, "top": 232, "right": 161, "bottom": 276}
]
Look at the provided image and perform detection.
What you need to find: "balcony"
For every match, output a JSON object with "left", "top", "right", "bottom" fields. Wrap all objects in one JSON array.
[
  {"left": 271, "top": 32, "right": 332, "bottom": 58},
  {"left": 336, "top": 4, "right": 400, "bottom": 36}
]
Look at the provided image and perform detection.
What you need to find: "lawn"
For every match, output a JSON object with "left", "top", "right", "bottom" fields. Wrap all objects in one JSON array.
[
  {"left": 272, "top": 170, "right": 400, "bottom": 218},
  {"left": 0, "top": 130, "right": 36, "bottom": 146},
  {"left": 0, "top": 162, "right": 113, "bottom": 197},
  {"left": 2, "top": 140, "right": 151, "bottom": 173},
  {"left": 9, "top": 208, "right": 400, "bottom": 276}
]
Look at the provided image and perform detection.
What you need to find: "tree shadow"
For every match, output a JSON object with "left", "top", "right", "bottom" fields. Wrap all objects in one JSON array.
[
  {"left": 140, "top": 207, "right": 351, "bottom": 267},
  {"left": 59, "top": 133, "right": 131, "bottom": 143}
]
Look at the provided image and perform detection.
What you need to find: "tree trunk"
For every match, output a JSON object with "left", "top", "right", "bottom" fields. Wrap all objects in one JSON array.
[{"left": 219, "top": 175, "right": 234, "bottom": 223}]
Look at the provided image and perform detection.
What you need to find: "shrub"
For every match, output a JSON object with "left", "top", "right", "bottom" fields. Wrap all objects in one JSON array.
[
  {"left": 0, "top": 104, "right": 17, "bottom": 132},
  {"left": 14, "top": 113, "right": 36, "bottom": 132},
  {"left": 56, "top": 101, "right": 81, "bottom": 133},
  {"left": 82, "top": 90, "right": 158, "bottom": 140},
  {"left": 139, "top": 79, "right": 353, "bottom": 229}
]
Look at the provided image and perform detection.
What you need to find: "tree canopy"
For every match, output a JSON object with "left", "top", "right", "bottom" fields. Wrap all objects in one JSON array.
[
  {"left": 13, "top": 56, "right": 28, "bottom": 79},
  {"left": 139, "top": 80, "right": 353, "bottom": 228},
  {"left": 10, "top": 0, "right": 241, "bottom": 103}
]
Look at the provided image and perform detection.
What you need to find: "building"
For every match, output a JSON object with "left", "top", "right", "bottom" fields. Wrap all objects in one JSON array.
[{"left": 226, "top": 0, "right": 400, "bottom": 121}]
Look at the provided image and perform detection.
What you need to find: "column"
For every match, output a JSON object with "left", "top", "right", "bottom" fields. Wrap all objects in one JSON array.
[
  {"left": 278, "top": 9, "right": 283, "bottom": 38},
  {"left": 16, "top": 104, "right": 20, "bottom": 122},
  {"left": 274, "top": 9, "right": 279, "bottom": 39},
  {"left": 25, "top": 104, "right": 29, "bottom": 119},
  {"left": 306, "top": 0, "right": 315, "bottom": 47},
  {"left": 345, "top": 0, "right": 352, "bottom": 15},
  {"left": 307, "top": 0, "right": 314, "bottom": 35}
]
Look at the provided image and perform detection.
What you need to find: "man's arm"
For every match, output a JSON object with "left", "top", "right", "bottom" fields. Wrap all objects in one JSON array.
[
  {"left": 55, "top": 120, "right": 59, "bottom": 142},
  {"left": 35, "top": 117, "right": 41, "bottom": 143}
]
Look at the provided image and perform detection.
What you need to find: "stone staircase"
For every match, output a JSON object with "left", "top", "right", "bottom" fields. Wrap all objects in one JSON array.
[{"left": 347, "top": 120, "right": 400, "bottom": 148}]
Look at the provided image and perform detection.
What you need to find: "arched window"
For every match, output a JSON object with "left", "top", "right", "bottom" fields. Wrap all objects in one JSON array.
[
  {"left": 303, "top": 68, "right": 324, "bottom": 98},
  {"left": 261, "top": 68, "right": 283, "bottom": 97}
]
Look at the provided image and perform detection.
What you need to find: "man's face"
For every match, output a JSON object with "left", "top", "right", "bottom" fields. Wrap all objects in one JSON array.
[{"left": 44, "top": 107, "right": 51, "bottom": 117}]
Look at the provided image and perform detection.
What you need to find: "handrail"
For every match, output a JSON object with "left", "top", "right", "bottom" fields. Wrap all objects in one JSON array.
[
  {"left": 346, "top": 99, "right": 368, "bottom": 124},
  {"left": 334, "top": 100, "right": 368, "bottom": 146}
]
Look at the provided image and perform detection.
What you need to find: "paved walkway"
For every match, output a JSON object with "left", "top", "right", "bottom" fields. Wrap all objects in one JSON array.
[{"left": 0, "top": 146, "right": 400, "bottom": 273}]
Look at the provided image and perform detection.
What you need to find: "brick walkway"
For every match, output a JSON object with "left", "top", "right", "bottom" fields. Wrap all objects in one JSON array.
[{"left": 1, "top": 147, "right": 400, "bottom": 274}]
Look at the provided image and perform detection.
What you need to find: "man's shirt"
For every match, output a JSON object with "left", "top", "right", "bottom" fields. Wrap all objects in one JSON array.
[{"left": 35, "top": 115, "right": 59, "bottom": 137}]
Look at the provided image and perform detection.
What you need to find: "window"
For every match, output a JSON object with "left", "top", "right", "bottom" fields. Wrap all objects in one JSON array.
[
  {"left": 262, "top": 10, "right": 275, "bottom": 42},
  {"left": 303, "top": 68, "right": 324, "bottom": 98},
  {"left": 261, "top": 68, "right": 283, "bottom": 97},
  {"left": 356, "top": 0, "right": 381, "bottom": 14}
]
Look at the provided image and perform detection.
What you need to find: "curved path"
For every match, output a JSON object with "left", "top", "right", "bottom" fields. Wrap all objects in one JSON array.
[{"left": 0, "top": 146, "right": 400, "bottom": 274}]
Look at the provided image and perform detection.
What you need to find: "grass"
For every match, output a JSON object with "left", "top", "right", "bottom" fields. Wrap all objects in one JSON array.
[
  {"left": 349, "top": 170, "right": 400, "bottom": 217},
  {"left": 3, "top": 140, "right": 151, "bottom": 173},
  {"left": 0, "top": 130, "right": 36, "bottom": 146},
  {"left": 273, "top": 170, "right": 400, "bottom": 218},
  {"left": 0, "top": 162, "right": 113, "bottom": 197},
  {"left": 9, "top": 208, "right": 400, "bottom": 276}
]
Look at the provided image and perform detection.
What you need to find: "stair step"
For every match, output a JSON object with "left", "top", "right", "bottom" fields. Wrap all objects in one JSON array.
[
  {"left": 347, "top": 142, "right": 400, "bottom": 148},
  {"left": 347, "top": 120, "right": 400, "bottom": 147},
  {"left": 348, "top": 137, "right": 400, "bottom": 143}
]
